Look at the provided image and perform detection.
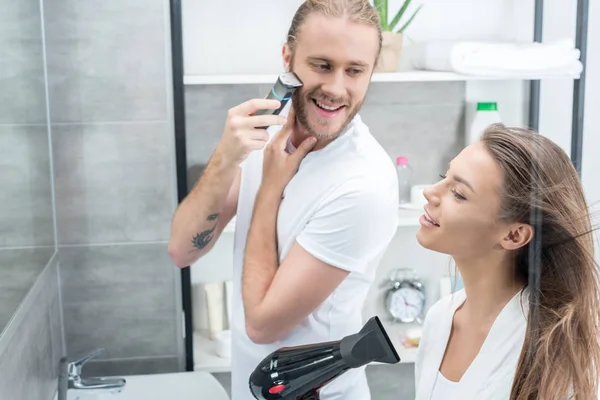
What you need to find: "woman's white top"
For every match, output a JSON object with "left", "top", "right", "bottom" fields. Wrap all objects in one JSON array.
[
  {"left": 415, "top": 289, "right": 529, "bottom": 400},
  {"left": 430, "top": 371, "right": 462, "bottom": 400}
]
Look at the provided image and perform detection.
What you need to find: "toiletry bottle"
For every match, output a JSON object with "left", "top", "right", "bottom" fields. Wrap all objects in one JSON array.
[
  {"left": 468, "top": 102, "right": 502, "bottom": 145},
  {"left": 396, "top": 156, "right": 412, "bottom": 204}
]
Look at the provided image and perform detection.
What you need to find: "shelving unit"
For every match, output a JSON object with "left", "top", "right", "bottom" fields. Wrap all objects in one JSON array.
[
  {"left": 170, "top": 0, "right": 591, "bottom": 373},
  {"left": 184, "top": 70, "right": 581, "bottom": 86},
  {"left": 193, "top": 317, "right": 420, "bottom": 373}
]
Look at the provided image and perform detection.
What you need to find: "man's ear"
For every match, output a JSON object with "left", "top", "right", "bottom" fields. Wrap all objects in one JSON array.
[
  {"left": 499, "top": 223, "right": 534, "bottom": 251},
  {"left": 282, "top": 43, "right": 291, "bottom": 72}
]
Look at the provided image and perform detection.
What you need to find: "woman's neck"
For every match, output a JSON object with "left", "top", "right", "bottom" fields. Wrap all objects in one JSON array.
[{"left": 454, "top": 253, "right": 525, "bottom": 324}]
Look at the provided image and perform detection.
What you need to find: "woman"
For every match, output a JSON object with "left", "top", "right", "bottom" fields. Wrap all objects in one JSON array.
[{"left": 414, "top": 123, "right": 600, "bottom": 399}]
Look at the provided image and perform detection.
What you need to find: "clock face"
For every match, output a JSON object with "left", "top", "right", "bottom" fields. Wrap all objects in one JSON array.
[{"left": 386, "top": 286, "right": 425, "bottom": 322}]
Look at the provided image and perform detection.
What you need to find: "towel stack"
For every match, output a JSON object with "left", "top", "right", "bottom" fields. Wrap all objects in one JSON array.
[{"left": 410, "top": 39, "right": 582, "bottom": 77}]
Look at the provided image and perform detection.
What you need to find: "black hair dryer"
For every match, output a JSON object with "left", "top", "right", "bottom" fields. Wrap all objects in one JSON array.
[{"left": 248, "top": 316, "right": 401, "bottom": 400}]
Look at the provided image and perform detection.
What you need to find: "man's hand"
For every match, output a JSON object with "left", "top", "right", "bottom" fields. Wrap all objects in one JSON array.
[
  {"left": 216, "top": 98, "right": 288, "bottom": 166},
  {"left": 261, "top": 107, "right": 317, "bottom": 194}
]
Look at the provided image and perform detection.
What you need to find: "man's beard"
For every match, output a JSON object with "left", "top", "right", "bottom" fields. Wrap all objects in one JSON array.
[{"left": 291, "top": 84, "right": 364, "bottom": 141}]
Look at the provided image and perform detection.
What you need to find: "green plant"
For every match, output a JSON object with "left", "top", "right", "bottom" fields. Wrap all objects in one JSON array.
[{"left": 374, "top": 0, "right": 423, "bottom": 33}]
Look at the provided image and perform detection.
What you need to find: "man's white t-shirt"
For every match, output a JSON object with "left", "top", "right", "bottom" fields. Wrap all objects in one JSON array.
[{"left": 231, "top": 103, "right": 399, "bottom": 400}]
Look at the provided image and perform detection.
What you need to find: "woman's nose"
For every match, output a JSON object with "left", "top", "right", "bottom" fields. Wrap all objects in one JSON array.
[{"left": 423, "top": 184, "right": 440, "bottom": 205}]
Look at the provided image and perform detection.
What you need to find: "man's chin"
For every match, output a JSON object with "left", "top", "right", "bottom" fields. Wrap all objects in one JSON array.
[{"left": 306, "top": 116, "right": 350, "bottom": 139}]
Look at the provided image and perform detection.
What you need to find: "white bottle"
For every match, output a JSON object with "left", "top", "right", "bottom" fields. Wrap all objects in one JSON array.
[
  {"left": 468, "top": 102, "right": 502, "bottom": 145},
  {"left": 395, "top": 156, "right": 412, "bottom": 204}
]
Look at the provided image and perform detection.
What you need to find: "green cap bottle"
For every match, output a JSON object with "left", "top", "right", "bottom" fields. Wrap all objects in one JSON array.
[{"left": 477, "top": 102, "right": 498, "bottom": 111}]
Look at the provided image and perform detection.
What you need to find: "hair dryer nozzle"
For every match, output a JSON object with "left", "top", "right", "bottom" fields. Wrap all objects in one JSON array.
[{"left": 340, "top": 316, "right": 400, "bottom": 367}]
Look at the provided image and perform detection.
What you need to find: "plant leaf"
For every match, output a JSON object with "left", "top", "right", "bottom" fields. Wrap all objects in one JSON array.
[
  {"left": 383, "top": 0, "right": 388, "bottom": 29},
  {"left": 373, "top": 0, "right": 388, "bottom": 30},
  {"left": 389, "top": 0, "right": 411, "bottom": 32},
  {"left": 397, "top": 4, "right": 423, "bottom": 33}
]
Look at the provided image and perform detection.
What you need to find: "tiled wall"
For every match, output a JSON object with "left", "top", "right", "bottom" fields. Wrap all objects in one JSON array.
[
  {"left": 0, "top": 0, "right": 56, "bottom": 336},
  {"left": 184, "top": 81, "right": 465, "bottom": 399},
  {"left": 43, "top": 0, "right": 184, "bottom": 375},
  {"left": 0, "top": 255, "right": 64, "bottom": 399},
  {"left": 0, "top": 0, "right": 54, "bottom": 248},
  {"left": 0, "top": 1, "right": 61, "bottom": 398}
]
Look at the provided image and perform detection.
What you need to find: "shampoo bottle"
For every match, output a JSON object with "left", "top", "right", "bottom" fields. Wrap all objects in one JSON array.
[
  {"left": 396, "top": 157, "right": 412, "bottom": 204},
  {"left": 468, "top": 102, "right": 502, "bottom": 145}
]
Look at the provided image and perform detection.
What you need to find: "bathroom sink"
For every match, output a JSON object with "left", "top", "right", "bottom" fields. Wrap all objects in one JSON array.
[{"left": 55, "top": 371, "right": 229, "bottom": 400}]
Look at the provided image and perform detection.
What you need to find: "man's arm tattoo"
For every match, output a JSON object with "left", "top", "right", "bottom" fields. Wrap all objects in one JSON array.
[{"left": 190, "top": 213, "right": 220, "bottom": 251}]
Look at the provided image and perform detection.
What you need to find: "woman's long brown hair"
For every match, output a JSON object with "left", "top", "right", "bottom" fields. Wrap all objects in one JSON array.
[{"left": 481, "top": 124, "right": 600, "bottom": 399}]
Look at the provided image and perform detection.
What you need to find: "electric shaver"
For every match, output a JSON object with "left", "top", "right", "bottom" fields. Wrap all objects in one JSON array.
[{"left": 254, "top": 72, "right": 303, "bottom": 127}]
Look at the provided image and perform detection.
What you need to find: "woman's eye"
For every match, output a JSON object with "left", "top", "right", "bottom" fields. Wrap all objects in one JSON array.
[
  {"left": 440, "top": 174, "right": 466, "bottom": 200},
  {"left": 452, "top": 190, "right": 466, "bottom": 201}
]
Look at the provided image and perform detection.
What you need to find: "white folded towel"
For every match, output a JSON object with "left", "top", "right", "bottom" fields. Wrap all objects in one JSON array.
[{"left": 411, "top": 39, "right": 583, "bottom": 77}]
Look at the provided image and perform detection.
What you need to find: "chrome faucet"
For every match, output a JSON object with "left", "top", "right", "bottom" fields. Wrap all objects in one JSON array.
[{"left": 58, "top": 348, "right": 126, "bottom": 400}]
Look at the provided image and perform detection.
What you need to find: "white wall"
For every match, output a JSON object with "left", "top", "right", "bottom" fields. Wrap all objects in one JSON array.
[
  {"left": 583, "top": 0, "right": 600, "bottom": 203},
  {"left": 182, "top": 0, "right": 536, "bottom": 76},
  {"left": 582, "top": 0, "right": 600, "bottom": 260}
]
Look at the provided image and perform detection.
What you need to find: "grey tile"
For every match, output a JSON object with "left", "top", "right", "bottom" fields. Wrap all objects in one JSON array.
[
  {"left": 52, "top": 122, "right": 174, "bottom": 244},
  {"left": 81, "top": 356, "right": 180, "bottom": 378},
  {"left": 44, "top": 0, "right": 167, "bottom": 122},
  {"left": 0, "top": 125, "right": 55, "bottom": 247},
  {"left": 0, "top": 261, "right": 57, "bottom": 400},
  {"left": 0, "top": 248, "right": 54, "bottom": 335},
  {"left": 0, "top": 0, "right": 48, "bottom": 124},
  {"left": 359, "top": 103, "right": 466, "bottom": 184},
  {"left": 184, "top": 84, "right": 265, "bottom": 184},
  {"left": 0, "top": 248, "right": 53, "bottom": 290},
  {"left": 365, "top": 81, "right": 465, "bottom": 106},
  {"left": 366, "top": 364, "right": 415, "bottom": 399},
  {"left": 47, "top": 257, "right": 65, "bottom": 376},
  {"left": 0, "top": 289, "right": 27, "bottom": 334},
  {"left": 59, "top": 244, "right": 180, "bottom": 359}
]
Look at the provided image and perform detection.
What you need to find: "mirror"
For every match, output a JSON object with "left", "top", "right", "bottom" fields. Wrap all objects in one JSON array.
[{"left": 0, "top": 0, "right": 56, "bottom": 336}]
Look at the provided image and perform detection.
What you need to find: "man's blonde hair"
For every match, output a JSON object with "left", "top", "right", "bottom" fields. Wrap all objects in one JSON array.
[{"left": 286, "top": 0, "right": 383, "bottom": 64}]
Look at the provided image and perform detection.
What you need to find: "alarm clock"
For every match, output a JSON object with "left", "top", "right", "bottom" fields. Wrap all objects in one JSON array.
[{"left": 383, "top": 268, "right": 426, "bottom": 324}]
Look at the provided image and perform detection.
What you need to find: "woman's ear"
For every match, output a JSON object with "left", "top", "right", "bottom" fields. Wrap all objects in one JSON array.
[{"left": 500, "top": 224, "right": 534, "bottom": 250}]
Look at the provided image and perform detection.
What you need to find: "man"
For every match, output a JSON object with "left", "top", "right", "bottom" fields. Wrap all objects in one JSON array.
[{"left": 168, "top": 1, "right": 399, "bottom": 398}]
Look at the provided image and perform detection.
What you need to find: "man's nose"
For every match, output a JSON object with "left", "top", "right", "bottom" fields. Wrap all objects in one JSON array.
[{"left": 320, "top": 70, "right": 346, "bottom": 101}]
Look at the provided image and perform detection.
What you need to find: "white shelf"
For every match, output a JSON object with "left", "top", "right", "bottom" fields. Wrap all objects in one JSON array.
[
  {"left": 184, "top": 70, "right": 580, "bottom": 85},
  {"left": 193, "top": 332, "right": 231, "bottom": 373},
  {"left": 223, "top": 208, "right": 422, "bottom": 234}
]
